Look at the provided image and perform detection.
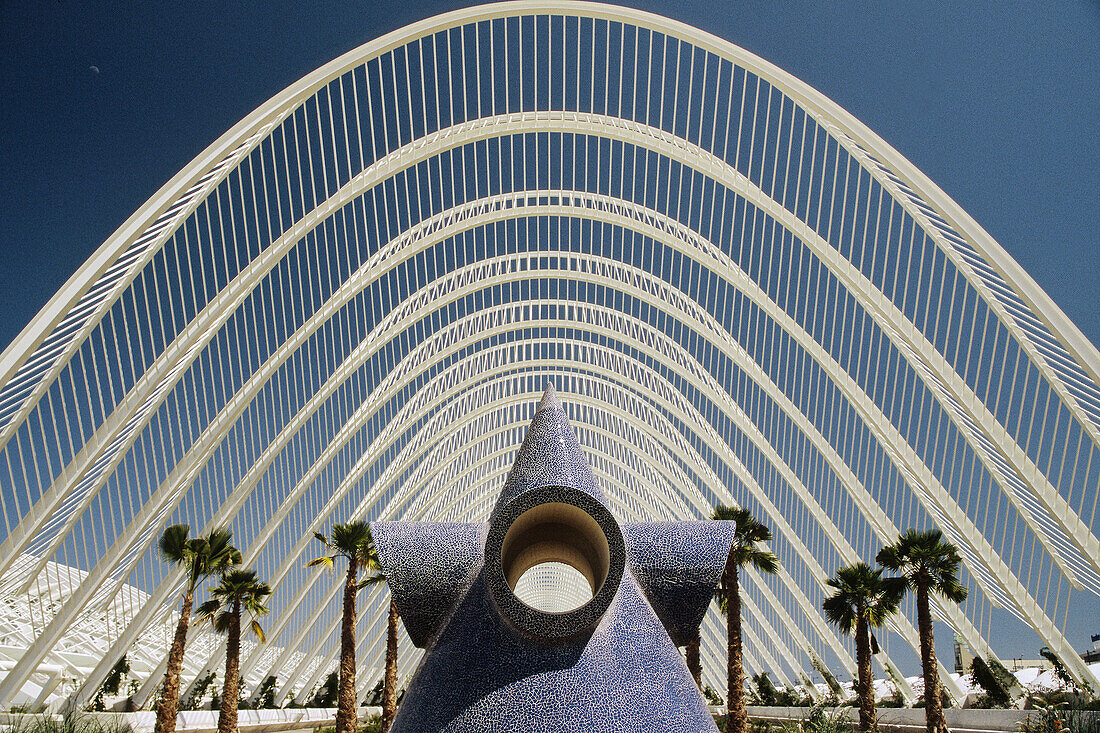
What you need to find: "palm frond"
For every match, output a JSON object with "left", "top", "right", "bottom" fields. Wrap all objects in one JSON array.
[
  {"left": 711, "top": 504, "right": 778, "bottom": 576},
  {"left": 714, "top": 587, "right": 728, "bottom": 614},
  {"left": 306, "top": 556, "right": 336, "bottom": 572},
  {"left": 711, "top": 504, "right": 749, "bottom": 523},
  {"left": 212, "top": 611, "right": 233, "bottom": 634},
  {"left": 749, "top": 548, "right": 780, "bottom": 574},
  {"left": 940, "top": 579, "right": 968, "bottom": 604},
  {"left": 358, "top": 573, "right": 386, "bottom": 590},
  {"left": 876, "top": 528, "right": 968, "bottom": 604},
  {"left": 158, "top": 524, "right": 190, "bottom": 563},
  {"left": 205, "top": 527, "right": 235, "bottom": 559},
  {"left": 201, "top": 568, "right": 271, "bottom": 640},
  {"left": 823, "top": 562, "right": 902, "bottom": 635},
  {"left": 822, "top": 593, "right": 854, "bottom": 633},
  {"left": 194, "top": 598, "right": 221, "bottom": 624},
  {"left": 330, "top": 520, "right": 373, "bottom": 560}
]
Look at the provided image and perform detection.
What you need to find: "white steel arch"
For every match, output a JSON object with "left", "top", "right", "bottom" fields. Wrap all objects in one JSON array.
[{"left": 0, "top": 0, "right": 1098, "bottom": 709}]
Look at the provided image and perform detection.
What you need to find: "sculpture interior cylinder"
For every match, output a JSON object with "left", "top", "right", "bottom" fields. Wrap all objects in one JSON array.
[{"left": 485, "top": 486, "right": 625, "bottom": 640}]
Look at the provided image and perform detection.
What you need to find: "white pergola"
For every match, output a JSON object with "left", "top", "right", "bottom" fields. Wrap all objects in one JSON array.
[{"left": 0, "top": 0, "right": 1097, "bottom": 710}]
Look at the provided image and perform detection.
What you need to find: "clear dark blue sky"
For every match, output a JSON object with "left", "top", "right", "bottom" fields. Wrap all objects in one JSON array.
[
  {"left": 1, "top": 1, "right": 1098, "bottom": 665},
  {"left": 1, "top": 2, "right": 1097, "bottom": 352}
]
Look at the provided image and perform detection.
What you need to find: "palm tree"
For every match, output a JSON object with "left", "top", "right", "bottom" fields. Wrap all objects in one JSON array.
[
  {"left": 195, "top": 569, "right": 271, "bottom": 733},
  {"left": 154, "top": 525, "right": 240, "bottom": 733},
  {"left": 685, "top": 631, "right": 702, "bottom": 689},
  {"left": 712, "top": 505, "right": 779, "bottom": 733},
  {"left": 379, "top": 582, "right": 400, "bottom": 732},
  {"left": 357, "top": 561, "right": 398, "bottom": 733},
  {"left": 309, "top": 521, "right": 399, "bottom": 733},
  {"left": 877, "top": 530, "right": 967, "bottom": 733},
  {"left": 822, "top": 563, "right": 906, "bottom": 733}
]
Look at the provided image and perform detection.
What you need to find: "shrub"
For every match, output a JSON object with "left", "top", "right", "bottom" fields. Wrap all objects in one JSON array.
[
  {"left": 311, "top": 672, "right": 338, "bottom": 708},
  {"left": 362, "top": 678, "right": 384, "bottom": 707},
  {"left": 808, "top": 651, "right": 843, "bottom": 699},
  {"left": 89, "top": 657, "right": 131, "bottom": 712},
  {"left": 6, "top": 710, "right": 133, "bottom": 733},
  {"left": 183, "top": 671, "right": 216, "bottom": 711},
  {"left": 1063, "top": 709, "right": 1100, "bottom": 733},
  {"left": 970, "top": 656, "right": 1014, "bottom": 708},
  {"left": 717, "top": 702, "right": 853, "bottom": 733},
  {"left": 1019, "top": 696, "right": 1069, "bottom": 733},
  {"left": 315, "top": 715, "right": 382, "bottom": 733},
  {"left": 255, "top": 675, "right": 277, "bottom": 709},
  {"left": 753, "top": 673, "right": 779, "bottom": 706},
  {"left": 802, "top": 702, "right": 853, "bottom": 733}
]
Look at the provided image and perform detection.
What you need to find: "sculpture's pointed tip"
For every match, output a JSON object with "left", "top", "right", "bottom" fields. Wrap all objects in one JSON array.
[
  {"left": 538, "top": 381, "right": 559, "bottom": 412},
  {"left": 490, "top": 381, "right": 607, "bottom": 516}
]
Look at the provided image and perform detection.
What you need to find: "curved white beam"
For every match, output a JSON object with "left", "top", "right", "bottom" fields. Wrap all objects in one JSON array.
[
  {"left": 2, "top": 0, "right": 1098, "bottom": 705},
  {"left": 10, "top": 108, "right": 1095, "bottom": 607},
  {"left": 70, "top": 241, "right": 1020, "bottom": 704}
]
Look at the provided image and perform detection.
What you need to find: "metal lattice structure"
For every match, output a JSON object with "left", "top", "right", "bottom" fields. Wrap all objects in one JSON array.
[{"left": 0, "top": 0, "right": 1098, "bottom": 709}]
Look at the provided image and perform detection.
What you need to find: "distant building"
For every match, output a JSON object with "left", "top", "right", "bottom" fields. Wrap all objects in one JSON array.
[
  {"left": 1007, "top": 658, "right": 1051, "bottom": 672},
  {"left": 954, "top": 636, "right": 975, "bottom": 674},
  {"left": 953, "top": 635, "right": 1051, "bottom": 674},
  {"left": 1083, "top": 634, "right": 1100, "bottom": 665}
]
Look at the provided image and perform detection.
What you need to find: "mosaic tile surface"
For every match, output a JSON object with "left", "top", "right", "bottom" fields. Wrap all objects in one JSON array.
[{"left": 371, "top": 383, "right": 735, "bottom": 732}]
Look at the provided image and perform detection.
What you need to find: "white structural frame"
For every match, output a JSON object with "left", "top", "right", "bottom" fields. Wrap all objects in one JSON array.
[{"left": 0, "top": 0, "right": 1098, "bottom": 709}]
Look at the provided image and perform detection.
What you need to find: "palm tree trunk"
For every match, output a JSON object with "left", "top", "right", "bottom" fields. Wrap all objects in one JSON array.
[
  {"left": 381, "top": 597, "right": 399, "bottom": 732},
  {"left": 217, "top": 602, "right": 241, "bottom": 733},
  {"left": 917, "top": 582, "right": 948, "bottom": 733},
  {"left": 855, "top": 612, "right": 876, "bottom": 733},
  {"left": 727, "top": 565, "right": 748, "bottom": 733},
  {"left": 335, "top": 559, "right": 359, "bottom": 733},
  {"left": 686, "top": 632, "right": 702, "bottom": 689},
  {"left": 154, "top": 583, "right": 195, "bottom": 733}
]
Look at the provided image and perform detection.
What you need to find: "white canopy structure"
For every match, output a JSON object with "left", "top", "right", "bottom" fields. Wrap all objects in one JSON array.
[{"left": 0, "top": 0, "right": 1097, "bottom": 709}]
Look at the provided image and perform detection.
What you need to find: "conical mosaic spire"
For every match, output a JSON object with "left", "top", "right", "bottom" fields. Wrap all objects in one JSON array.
[{"left": 490, "top": 382, "right": 605, "bottom": 519}]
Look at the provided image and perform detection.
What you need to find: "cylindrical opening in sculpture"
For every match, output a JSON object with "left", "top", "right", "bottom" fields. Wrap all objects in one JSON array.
[
  {"left": 501, "top": 501, "right": 610, "bottom": 596},
  {"left": 486, "top": 486, "right": 624, "bottom": 640}
]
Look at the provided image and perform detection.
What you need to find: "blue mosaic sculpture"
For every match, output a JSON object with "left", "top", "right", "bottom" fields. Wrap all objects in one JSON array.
[{"left": 371, "top": 383, "right": 737, "bottom": 732}]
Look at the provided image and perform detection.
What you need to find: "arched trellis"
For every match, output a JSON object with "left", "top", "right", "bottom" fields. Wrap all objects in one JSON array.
[
  {"left": 58, "top": 235, "right": 1043, "bottom": 704},
  {"left": 165, "top": 358, "right": 861, "bottom": 704},
  {"left": 0, "top": 0, "right": 1098, "bottom": 709}
]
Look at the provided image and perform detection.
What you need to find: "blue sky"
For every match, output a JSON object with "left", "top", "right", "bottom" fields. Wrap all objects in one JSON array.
[
  {"left": 1, "top": 1, "right": 1096, "bottom": 352},
  {"left": 0, "top": 0, "right": 1097, "bottom": 673}
]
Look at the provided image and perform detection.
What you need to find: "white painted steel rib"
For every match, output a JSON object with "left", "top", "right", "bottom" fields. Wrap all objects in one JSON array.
[
  {"left": 214, "top": 363, "right": 866, "bottom": 695},
  {"left": 10, "top": 109, "right": 1088, "bottom": 647},
  {"left": 10, "top": 106, "right": 1095, "bottom": 607},
  {"left": 257, "top": 393, "right": 832, "bottom": 699},
  {"left": 0, "top": 4, "right": 1082, "bottom": 537},
  {"left": 2, "top": 0, "right": 1099, "bottom": 701},
  {"left": 64, "top": 228, "right": 1012, "bottom": 704},
  {"left": 201, "top": 363, "right": 857, "bottom": 696}
]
